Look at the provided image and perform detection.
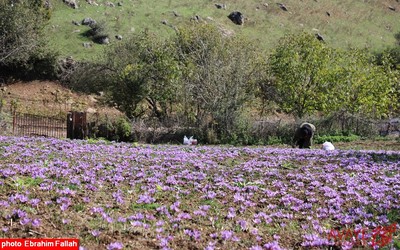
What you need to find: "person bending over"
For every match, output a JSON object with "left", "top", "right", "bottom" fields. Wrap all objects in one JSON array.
[{"left": 292, "top": 122, "right": 316, "bottom": 149}]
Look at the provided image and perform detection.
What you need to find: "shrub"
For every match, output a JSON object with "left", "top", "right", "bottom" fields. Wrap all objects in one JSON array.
[
  {"left": 114, "top": 117, "right": 132, "bottom": 142},
  {"left": 314, "top": 134, "right": 360, "bottom": 144}
]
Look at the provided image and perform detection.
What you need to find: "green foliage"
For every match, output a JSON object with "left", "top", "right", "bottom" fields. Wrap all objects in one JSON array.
[
  {"left": 13, "top": 176, "right": 44, "bottom": 189},
  {"left": 101, "top": 32, "right": 181, "bottom": 119},
  {"left": 175, "top": 23, "right": 264, "bottom": 139},
  {"left": 281, "top": 161, "right": 298, "bottom": 170},
  {"left": 267, "top": 32, "right": 399, "bottom": 120},
  {"left": 61, "top": 59, "right": 110, "bottom": 94},
  {"left": 114, "top": 117, "right": 132, "bottom": 141},
  {"left": 314, "top": 134, "right": 360, "bottom": 144},
  {"left": 0, "top": 0, "right": 58, "bottom": 80},
  {"left": 266, "top": 136, "right": 283, "bottom": 145},
  {"left": 0, "top": 0, "right": 49, "bottom": 64},
  {"left": 326, "top": 49, "right": 398, "bottom": 119},
  {"left": 131, "top": 203, "right": 160, "bottom": 210},
  {"left": 86, "top": 137, "right": 110, "bottom": 144},
  {"left": 268, "top": 32, "right": 334, "bottom": 119}
]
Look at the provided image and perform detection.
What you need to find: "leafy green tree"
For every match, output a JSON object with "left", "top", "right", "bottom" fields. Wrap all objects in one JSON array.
[
  {"left": 0, "top": 0, "right": 48, "bottom": 63},
  {"left": 268, "top": 32, "right": 334, "bottom": 119},
  {"left": 174, "top": 24, "right": 262, "bottom": 140},
  {"left": 267, "top": 32, "right": 398, "bottom": 119},
  {"left": 0, "top": 0, "right": 57, "bottom": 80},
  {"left": 326, "top": 49, "right": 398, "bottom": 118},
  {"left": 101, "top": 32, "right": 181, "bottom": 119}
]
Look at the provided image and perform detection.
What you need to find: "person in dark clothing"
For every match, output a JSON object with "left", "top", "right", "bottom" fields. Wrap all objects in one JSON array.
[{"left": 292, "top": 122, "right": 316, "bottom": 149}]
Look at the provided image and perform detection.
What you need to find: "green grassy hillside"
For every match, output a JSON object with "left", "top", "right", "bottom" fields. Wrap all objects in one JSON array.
[{"left": 46, "top": 0, "right": 400, "bottom": 60}]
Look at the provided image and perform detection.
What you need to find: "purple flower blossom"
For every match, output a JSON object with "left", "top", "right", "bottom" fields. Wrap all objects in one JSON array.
[
  {"left": 184, "top": 229, "right": 201, "bottom": 241},
  {"left": 91, "top": 230, "right": 101, "bottom": 237},
  {"left": 156, "top": 220, "right": 164, "bottom": 227},
  {"left": 263, "top": 241, "right": 282, "bottom": 250},
  {"left": 205, "top": 191, "right": 217, "bottom": 199},
  {"left": 233, "top": 193, "right": 245, "bottom": 203},
  {"left": 82, "top": 197, "right": 90, "bottom": 203},
  {"left": 136, "top": 194, "right": 156, "bottom": 204},
  {"left": 29, "top": 198, "right": 40, "bottom": 206},
  {"left": 220, "top": 230, "right": 234, "bottom": 241},
  {"left": 199, "top": 205, "right": 210, "bottom": 211},
  {"left": 31, "top": 218, "right": 41, "bottom": 227},
  {"left": 107, "top": 242, "right": 123, "bottom": 250},
  {"left": 301, "top": 233, "right": 330, "bottom": 247},
  {"left": 193, "top": 210, "right": 207, "bottom": 217},
  {"left": 170, "top": 201, "right": 180, "bottom": 212},
  {"left": 12, "top": 209, "right": 27, "bottom": 219},
  {"left": 9, "top": 193, "right": 29, "bottom": 203},
  {"left": 91, "top": 207, "right": 104, "bottom": 214},
  {"left": 60, "top": 203, "right": 69, "bottom": 211},
  {"left": 157, "top": 235, "right": 173, "bottom": 248},
  {"left": 130, "top": 221, "right": 142, "bottom": 227},
  {"left": 1, "top": 135, "right": 400, "bottom": 250},
  {"left": 19, "top": 217, "right": 31, "bottom": 225},
  {"left": 117, "top": 217, "right": 126, "bottom": 223},
  {"left": 204, "top": 241, "right": 216, "bottom": 250},
  {"left": 227, "top": 207, "right": 236, "bottom": 219},
  {"left": 0, "top": 200, "right": 10, "bottom": 207},
  {"left": 177, "top": 212, "right": 192, "bottom": 220},
  {"left": 209, "top": 233, "right": 218, "bottom": 239},
  {"left": 112, "top": 190, "right": 124, "bottom": 204},
  {"left": 237, "top": 219, "right": 247, "bottom": 231}
]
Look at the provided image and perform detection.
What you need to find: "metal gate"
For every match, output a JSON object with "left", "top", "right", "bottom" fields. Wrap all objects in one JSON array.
[{"left": 12, "top": 112, "right": 67, "bottom": 138}]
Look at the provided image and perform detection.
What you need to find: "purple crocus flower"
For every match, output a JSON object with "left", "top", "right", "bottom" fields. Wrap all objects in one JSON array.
[
  {"left": 31, "top": 218, "right": 41, "bottom": 227},
  {"left": 91, "top": 230, "right": 101, "bottom": 237},
  {"left": 106, "top": 242, "right": 123, "bottom": 250}
]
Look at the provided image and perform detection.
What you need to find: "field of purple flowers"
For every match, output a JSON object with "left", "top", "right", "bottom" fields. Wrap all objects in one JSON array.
[{"left": 0, "top": 136, "right": 399, "bottom": 250}]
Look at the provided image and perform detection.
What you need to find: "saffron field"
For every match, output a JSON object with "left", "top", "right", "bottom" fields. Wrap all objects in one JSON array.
[{"left": 0, "top": 136, "right": 399, "bottom": 249}]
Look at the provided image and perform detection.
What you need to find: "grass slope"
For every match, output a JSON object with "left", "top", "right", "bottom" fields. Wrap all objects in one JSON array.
[{"left": 46, "top": 0, "right": 400, "bottom": 60}]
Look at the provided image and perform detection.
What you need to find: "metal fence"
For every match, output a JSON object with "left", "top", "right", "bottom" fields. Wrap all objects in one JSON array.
[{"left": 12, "top": 112, "right": 67, "bottom": 138}]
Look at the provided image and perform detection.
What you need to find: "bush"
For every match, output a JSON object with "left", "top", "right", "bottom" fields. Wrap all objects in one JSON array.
[
  {"left": 114, "top": 117, "right": 132, "bottom": 142},
  {"left": 88, "top": 117, "right": 133, "bottom": 143},
  {"left": 0, "top": 110, "right": 12, "bottom": 135},
  {"left": 314, "top": 134, "right": 360, "bottom": 144}
]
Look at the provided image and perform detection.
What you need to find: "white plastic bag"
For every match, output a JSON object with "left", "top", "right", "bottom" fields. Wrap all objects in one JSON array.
[
  {"left": 183, "top": 136, "right": 191, "bottom": 145},
  {"left": 322, "top": 141, "right": 335, "bottom": 151},
  {"left": 183, "top": 136, "right": 198, "bottom": 145}
]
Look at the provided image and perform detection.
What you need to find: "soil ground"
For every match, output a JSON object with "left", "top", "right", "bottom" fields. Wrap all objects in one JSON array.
[{"left": 0, "top": 81, "right": 122, "bottom": 118}]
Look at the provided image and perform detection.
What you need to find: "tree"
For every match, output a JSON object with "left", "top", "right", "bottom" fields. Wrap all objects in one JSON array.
[
  {"left": 267, "top": 32, "right": 398, "bottom": 120},
  {"left": 174, "top": 24, "right": 262, "bottom": 140},
  {"left": 327, "top": 49, "right": 398, "bottom": 118},
  {"left": 101, "top": 32, "right": 181, "bottom": 119},
  {"left": 0, "top": 0, "right": 49, "bottom": 63},
  {"left": 0, "top": 0, "right": 57, "bottom": 80},
  {"left": 268, "top": 32, "right": 334, "bottom": 119}
]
